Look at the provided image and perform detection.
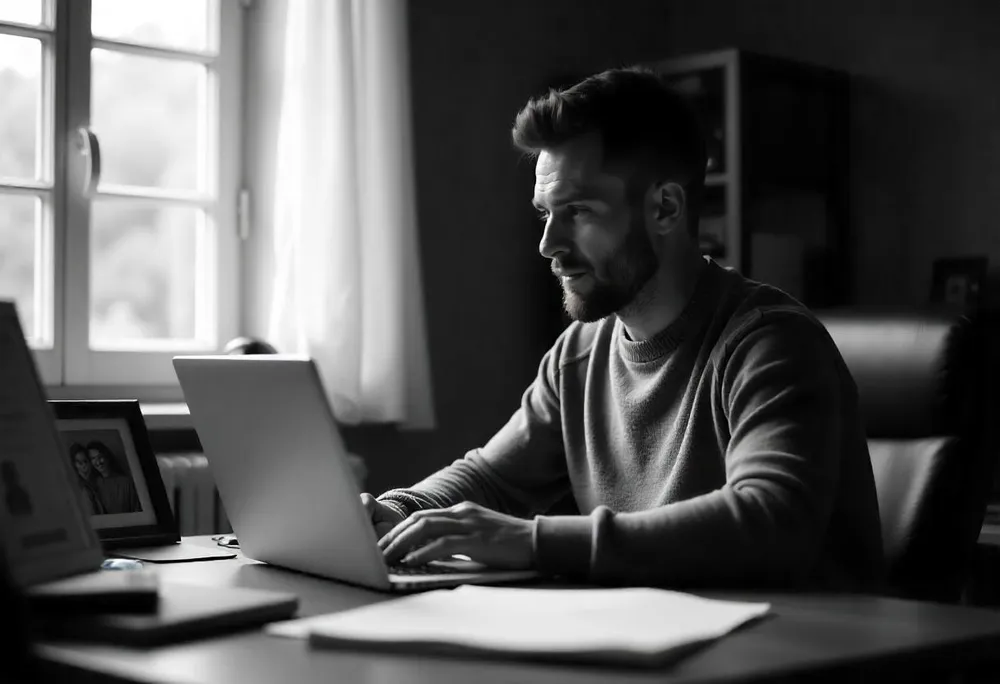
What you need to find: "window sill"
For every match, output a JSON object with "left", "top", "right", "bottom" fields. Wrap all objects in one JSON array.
[
  {"left": 45, "top": 386, "right": 192, "bottom": 429},
  {"left": 140, "top": 402, "right": 192, "bottom": 430},
  {"left": 46, "top": 384, "right": 184, "bottom": 403}
]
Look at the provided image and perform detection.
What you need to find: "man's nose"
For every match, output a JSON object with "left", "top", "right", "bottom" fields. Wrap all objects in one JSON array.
[{"left": 538, "top": 215, "right": 570, "bottom": 260}]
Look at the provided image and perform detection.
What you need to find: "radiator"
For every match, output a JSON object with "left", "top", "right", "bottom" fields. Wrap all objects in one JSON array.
[
  {"left": 155, "top": 453, "right": 232, "bottom": 536},
  {"left": 153, "top": 452, "right": 367, "bottom": 537}
]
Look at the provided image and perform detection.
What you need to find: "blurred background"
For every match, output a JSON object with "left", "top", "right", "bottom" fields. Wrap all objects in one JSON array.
[{"left": 1, "top": 0, "right": 999, "bottom": 497}]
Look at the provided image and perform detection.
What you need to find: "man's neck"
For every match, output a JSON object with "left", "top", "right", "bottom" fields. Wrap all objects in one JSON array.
[{"left": 617, "top": 253, "right": 707, "bottom": 342}]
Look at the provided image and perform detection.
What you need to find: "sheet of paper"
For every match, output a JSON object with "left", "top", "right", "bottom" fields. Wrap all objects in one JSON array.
[
  {"left": 270, "top": 586, "right": 770, "bottom": 665},
  {"left": 268, "top": 612, "right": 346, "bottom": 639}
]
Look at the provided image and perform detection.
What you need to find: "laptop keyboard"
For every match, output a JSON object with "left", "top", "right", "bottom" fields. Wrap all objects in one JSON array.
[
  {"left": 209, "top": 535, "right": 470, "bottom": 577},
  {"left": 389, "top": 563, "right": 464, "bottom": 576}
]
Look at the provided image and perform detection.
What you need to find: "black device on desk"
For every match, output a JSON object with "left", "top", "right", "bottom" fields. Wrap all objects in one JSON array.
[{"left": 38, "top": 582, "right": 299, "bottom": 646}]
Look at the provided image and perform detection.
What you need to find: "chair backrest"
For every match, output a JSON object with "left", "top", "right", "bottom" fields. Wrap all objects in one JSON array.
[{"left": 817, "top": 308, "right": 994, "bottom": 602}]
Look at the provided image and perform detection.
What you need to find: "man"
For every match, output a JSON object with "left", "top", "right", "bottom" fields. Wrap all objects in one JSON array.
[
  {"left": 362, "top": 67, "right": 884, "bottom": 591},
  {"left": 86, "top": 442, "right": 140, "bottom": 514},
  {"left": 69, "top": 443, "right": 105, "bottom": 516}
]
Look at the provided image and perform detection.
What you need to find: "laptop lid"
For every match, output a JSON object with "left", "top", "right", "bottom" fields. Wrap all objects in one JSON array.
[{"left": 173, "top": 356, "right": 393, "bottom": 591}]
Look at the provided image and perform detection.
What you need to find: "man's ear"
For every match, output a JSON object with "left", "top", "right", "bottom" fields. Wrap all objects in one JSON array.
[{"left": 652, "top": 181, "right": 686, "bottom": 234}]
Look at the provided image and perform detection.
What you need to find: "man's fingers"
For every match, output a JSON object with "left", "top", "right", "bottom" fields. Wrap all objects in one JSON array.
[
  {"left": 374, "top": 521, "right": 396, "bottom": 540},
  {"left": 380, "top": 515, "right": 448, "bottom": 557},
  {"left": 381, "top": 516, "right": 466, "bottom": 565},
  {"left": 377, "top": 508, "right": 445, "bottom": 550},
  {"left": 360, "top": 493, "right": 376, "bottom": 516},
  {"left": 399, "top": 535, "right": 469, "bottom": 566}
]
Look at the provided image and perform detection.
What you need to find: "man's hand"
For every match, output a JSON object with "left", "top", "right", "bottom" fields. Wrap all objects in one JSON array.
[
  {"left": 378, "top": 501, "right": 536, "bottom": 570},
  {"left": 360, "top": 493, "right": 406, "bottom": 539}
]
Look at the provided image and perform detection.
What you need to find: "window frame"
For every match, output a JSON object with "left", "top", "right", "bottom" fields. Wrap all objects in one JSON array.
[
  {"left": 2, "top": 0, "right": 242, "bottom": 397},
  {"left": 0, "top": 4, "right": 63, "bottom": 384}
]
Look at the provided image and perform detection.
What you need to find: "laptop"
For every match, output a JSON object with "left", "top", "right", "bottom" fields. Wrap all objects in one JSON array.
[{"left": 173, "top": 355, "right": 539, "bottom": 592}]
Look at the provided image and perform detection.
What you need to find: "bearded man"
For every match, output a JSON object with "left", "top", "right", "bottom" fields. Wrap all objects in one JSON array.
[{"left": 362, "top": 67, "right": 884, "bottom": 592}]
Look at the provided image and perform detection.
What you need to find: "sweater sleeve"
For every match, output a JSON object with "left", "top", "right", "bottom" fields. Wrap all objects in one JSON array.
[
  {"left": 533, "top": 310, "right": 846, "bottom": 587},
  {"left": 378, "top": 340, "right": 571, "bottom": 519}
]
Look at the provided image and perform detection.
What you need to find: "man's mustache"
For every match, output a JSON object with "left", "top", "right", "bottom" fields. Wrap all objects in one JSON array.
[{"left": 551, "top": 259, "right": 589, "bottom": 277}]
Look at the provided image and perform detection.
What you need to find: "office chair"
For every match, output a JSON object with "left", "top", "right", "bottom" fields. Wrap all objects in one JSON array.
[{"left": 817, "top": 308, "right": 996, "bottom": 602}]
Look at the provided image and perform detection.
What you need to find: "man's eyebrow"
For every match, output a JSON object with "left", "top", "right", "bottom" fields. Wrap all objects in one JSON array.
[{"left": 532, "top": 189, "right": 607, "bottom": 209}]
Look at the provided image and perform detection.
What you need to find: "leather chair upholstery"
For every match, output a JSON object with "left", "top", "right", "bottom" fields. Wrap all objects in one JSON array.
[{"left": 817, "top": 308, "right": 995, "bottom": 602}]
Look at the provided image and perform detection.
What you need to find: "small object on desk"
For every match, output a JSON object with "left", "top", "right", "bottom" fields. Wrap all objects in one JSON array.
[
  {"left": 212, "top": 534, "right": 240, "bottom": 548},
  {"left": 109, "top": 542, "right": 237, "bottom": 564},
  {"left": 26, "top": 568, "right": 160, "bottom": 614},
  {"left": 36, "top": 582, "right": 299, "bottom": 646},
  {"left": 101, "top": 558, "right": 145, "bottom": 571},
  {"left": 271, "top": 586, "right": 770, "bottom": 667}
]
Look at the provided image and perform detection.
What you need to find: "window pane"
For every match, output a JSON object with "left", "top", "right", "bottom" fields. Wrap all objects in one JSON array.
[
  {"left": 0, "top": 35, "right": 41, "bottom": 180},
  {"left": 92, "top": 0, "right": 212, "bottom": 52},
  {"left": 0, "top": 0, "right": 44, "bottom": 27},
  {"left": 90, "top": 201, "right": 201, "bottom": 346},
  {"left": 0, "top": 194, "right": 40, "bottom": 340},
  {"left": 91, "top": 49, "right": 205, "bottom": 192}
]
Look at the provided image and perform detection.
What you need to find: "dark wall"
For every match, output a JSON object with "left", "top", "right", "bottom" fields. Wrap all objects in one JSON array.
[{"left": 652, "top": 0, "right": 1000, "bottom": 306}]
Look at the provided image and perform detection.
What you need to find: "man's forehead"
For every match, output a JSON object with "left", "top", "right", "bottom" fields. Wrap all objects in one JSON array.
[
  {"left": 532, "top": 179, "right": 604, "bottom": 206},
  {"left": 533, "top": 139, "right": 623, "bottom": 202},
  {"left": 534, "top": 136, "right": 604, "bottom": 181}
]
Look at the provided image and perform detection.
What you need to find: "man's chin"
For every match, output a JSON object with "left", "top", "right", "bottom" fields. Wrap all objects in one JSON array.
[{"left": 563, "top": 292, "right": 617, "bottom": 323}]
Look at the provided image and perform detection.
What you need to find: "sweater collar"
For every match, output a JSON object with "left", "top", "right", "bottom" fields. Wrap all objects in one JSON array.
[{"left": 615, "top": 257, "right": 725, "bottom": 363}]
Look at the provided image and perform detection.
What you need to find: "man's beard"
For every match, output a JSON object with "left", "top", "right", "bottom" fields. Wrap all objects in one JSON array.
[{"left": 559, "top": 220, "right": 658, "bottom": 323}]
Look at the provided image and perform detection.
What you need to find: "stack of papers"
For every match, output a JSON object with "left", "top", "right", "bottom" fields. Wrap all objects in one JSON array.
[{"left": 268, "top": 586, "right": 770, "bottom": 667}]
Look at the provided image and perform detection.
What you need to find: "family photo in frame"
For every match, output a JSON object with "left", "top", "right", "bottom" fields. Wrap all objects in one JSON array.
[
  {"left": 50, "top": 400, "right": 179, "bottom": 548},
  {"left": 65, "top": 433, "right": 141, "bottom": 516}
]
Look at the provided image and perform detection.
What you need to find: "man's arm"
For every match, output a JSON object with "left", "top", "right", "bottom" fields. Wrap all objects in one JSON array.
[
  {"left": 534, "top": 312, "right": 851, "bottom": 587},
  {"left": 377, "top": 340, "right": 571, "bottom": 520}
]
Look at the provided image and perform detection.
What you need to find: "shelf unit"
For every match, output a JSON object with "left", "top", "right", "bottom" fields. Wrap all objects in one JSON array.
[{"left": 651, "top": 49, "right": 851, "bottom": 306}]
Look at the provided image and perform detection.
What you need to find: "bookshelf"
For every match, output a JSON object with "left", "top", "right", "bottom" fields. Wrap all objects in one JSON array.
[{"left": 651, "top": 49, "right": 851, "bottom": 306}]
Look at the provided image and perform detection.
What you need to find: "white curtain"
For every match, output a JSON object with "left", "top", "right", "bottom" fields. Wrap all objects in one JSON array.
[{"left": 267, "top": 0, "right": 435, "bottom": 429}]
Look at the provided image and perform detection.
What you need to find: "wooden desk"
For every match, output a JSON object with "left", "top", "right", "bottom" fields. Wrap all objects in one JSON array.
[{"left": 36, "top": 536, "right": 1000, "bottom": 684}]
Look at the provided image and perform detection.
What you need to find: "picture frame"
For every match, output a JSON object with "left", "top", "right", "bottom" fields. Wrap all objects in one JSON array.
[
  {"left": 929, "top": 256, "right": 989, "bottom": 309},
  {"left": 50, "top": 400, "right": 179, "bottom": 549}
]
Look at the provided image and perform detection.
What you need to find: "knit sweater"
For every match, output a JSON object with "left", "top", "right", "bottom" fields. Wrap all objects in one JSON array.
[{"left": 380, "top": 258, "right": 885, "bottom": 591}]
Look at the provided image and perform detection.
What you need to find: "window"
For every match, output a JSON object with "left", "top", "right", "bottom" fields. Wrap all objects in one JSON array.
[{"left": 0, "top": 0, "right": 241, "bottom": 395}]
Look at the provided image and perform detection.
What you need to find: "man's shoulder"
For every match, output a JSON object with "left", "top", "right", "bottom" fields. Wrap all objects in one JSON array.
[
  {"left": 549, "top": 318, "right": 615, "bottom": 371},
  {"left": 711, "top": 271, "right": 832, "bottom": 360}
]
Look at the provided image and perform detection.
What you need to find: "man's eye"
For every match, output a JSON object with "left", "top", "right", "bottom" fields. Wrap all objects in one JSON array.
[{"left": 567, "top": 205, "right": 588, "bottom": 217}]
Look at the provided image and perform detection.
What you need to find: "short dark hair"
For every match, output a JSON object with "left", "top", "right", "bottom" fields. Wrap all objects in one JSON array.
[
  {"left": 511, "top": 67, "right": 707, "bottom": 236},
  {"left": 85, "top": 441, "right": 120, "bottom": 473}
]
